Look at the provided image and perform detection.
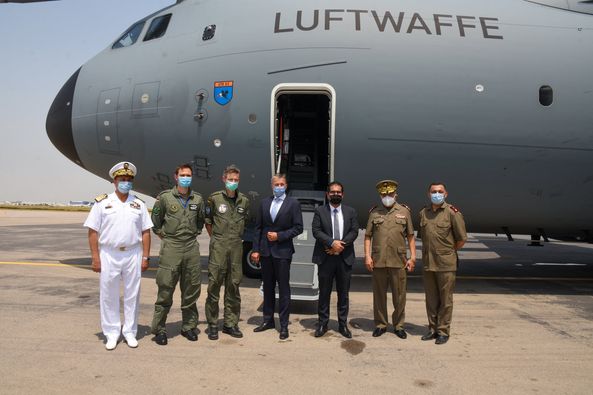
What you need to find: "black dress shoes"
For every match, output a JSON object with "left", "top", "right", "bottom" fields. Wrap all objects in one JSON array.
[
  {"left": 253, "top": 321, "right": 275, "bottom": 332},
  {"left": 222, "top": 325, "right": 244, "bottom": 338},
  {"left": 208, "top": 325, "right": 219, "bottom": 341},
  {"left": 372, "top": 327, "right": 387, "bottom": 337},
  {"left": 314, "top": 324, "right": 328, "bottom": 338},
  {"left": 338, "top": 326, "right": 352, "bottom": 339},
  {"left": 421, "top": 332, "right": 438, "bottom": 341},
  {"left": 181, "top": 328, "right": 198, "bottom": 341},
  {"left": 154, "top": 332, "right": 168, "bottom": 346},
  {"left": 279, "top": 327, "right": 289, "bottom": 340},
  {"left": 394, "top": 329, "right": 407, "bottom": 339},
  {"left": 435, "top": 335, "right": 449, "bottom": 345}
]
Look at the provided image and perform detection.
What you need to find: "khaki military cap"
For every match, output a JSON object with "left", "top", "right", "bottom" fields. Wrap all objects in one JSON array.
[
  {"left": 109, "top": 161, "right": 137, "bottom": 179},
  {"left": 375, "top": 179, "right": 398, "bottom": 194}
]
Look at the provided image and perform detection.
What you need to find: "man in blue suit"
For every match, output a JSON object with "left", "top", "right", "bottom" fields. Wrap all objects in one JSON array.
[
  {"left": 251, "top": 174, "right": 303, "bottom": 340},
  {"left": 311, "top": 181, "right": 359, "bottom": 338}
]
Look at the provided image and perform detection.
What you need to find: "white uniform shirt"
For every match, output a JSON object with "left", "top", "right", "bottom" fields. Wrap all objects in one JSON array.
[{"left": 84, "top": 192, "right": 153, "bottom": 249}]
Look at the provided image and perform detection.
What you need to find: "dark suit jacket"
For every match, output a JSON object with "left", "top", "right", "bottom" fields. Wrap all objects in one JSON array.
[
  {"left": 311, "top": 203, "right": 359, "bottom": 266},
  {"left": 253, "top": 195, "right": 304, "bottom": 259}
]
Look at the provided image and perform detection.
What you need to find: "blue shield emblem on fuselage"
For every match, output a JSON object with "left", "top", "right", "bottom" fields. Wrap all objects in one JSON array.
[{"left": 214, "top": 81, "right": 234, "bottom": 106}]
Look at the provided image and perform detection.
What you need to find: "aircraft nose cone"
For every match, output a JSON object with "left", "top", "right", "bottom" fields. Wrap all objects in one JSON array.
[{"left": 46, "top": 67, "right": 83, "bottom": 166}]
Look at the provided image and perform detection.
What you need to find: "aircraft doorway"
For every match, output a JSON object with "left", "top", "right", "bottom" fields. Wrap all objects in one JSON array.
[{"left": 271, "top": 84, "right": 336, "bottom": 191}]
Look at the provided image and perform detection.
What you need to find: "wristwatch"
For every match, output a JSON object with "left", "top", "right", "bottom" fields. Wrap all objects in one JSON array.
[{"left": 142, "top": 257, "right": 150, "bottom": 261}]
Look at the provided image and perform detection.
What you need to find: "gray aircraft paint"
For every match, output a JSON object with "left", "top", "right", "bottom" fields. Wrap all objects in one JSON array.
[{"left": 47, "top": 0, "right": 593, "bottom": 236}]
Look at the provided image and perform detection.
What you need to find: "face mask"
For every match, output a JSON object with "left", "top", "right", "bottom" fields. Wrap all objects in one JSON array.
[
  {"left": 117, "top": 181, "right": 133, "bottom": 194},
  {"left": 431, "top": 192, "right": 445, "bottom": 205},
  {"left": 273, "top": 186, "right": 286, "bottom": 197},
  {"left": 225, "top": 181, "right": 239, "bottom": 191},
  {"left": 381, "top": 196, "right": 395, "bottom": 207},
  {"left": 329, "top": 195, "right": 342, "bottom": 205},
  {"left": 178, "top": 176, "right": 192, "bottom": 188}
]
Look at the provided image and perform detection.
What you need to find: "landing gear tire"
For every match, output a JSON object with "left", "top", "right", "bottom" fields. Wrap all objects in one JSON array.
[{"left": 242, "top": 241, "right": 261, "bottom": 279}]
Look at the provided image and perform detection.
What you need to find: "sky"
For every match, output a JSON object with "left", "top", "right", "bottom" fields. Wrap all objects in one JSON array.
[{"left": 0, "top": 0, "right": 174, "bottom": 204}]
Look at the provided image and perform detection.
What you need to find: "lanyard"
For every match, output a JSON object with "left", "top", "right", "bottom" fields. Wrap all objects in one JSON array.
[{"left": 178, "top": 196, "right": 190, "bottom": 209}]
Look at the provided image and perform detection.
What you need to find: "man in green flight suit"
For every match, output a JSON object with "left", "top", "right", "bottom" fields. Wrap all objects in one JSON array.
[
  {"left": 204, "top": 165, "right": 250, "bottom": 340},
  {"left": 150, "top": 163, "right": 205, "bottom": 345}
]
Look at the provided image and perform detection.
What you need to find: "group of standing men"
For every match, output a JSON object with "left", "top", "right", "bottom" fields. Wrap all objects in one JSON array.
[{"left": 85, "top": 161, "right": 466, "bottom": 350}]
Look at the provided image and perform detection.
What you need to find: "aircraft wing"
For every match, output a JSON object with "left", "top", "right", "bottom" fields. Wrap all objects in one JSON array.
[{"left": 0, "top": 0, "right": 59, "bottom": 3}]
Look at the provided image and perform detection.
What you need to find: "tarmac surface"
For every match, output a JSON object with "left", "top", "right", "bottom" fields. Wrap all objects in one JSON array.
[{"left": 1, "top": 209, "right": 592, "bottom": 394}]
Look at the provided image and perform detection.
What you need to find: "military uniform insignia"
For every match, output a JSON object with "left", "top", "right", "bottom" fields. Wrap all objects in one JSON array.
[
  {"left": 449, "top": 205, "right": 460, "bottom": 213},
  {"left": 130, "top": 202, "right": 140, "bottom": 210},
  {"left": 170, "top": 204, "right": 179, "bottom": 213},
  {"left": 218, "top": 204, "right": 228, "bottom": 213},
  {"left": 368, "top": 205, "right": 377, "bottom": 213},
  {"left": 105, "top": 205, "right": 113, "bottom": 209},
  {"left": 189, "top": 204, "right": 198, "bottom": 211},
  {"left": 95, "top": 193, "right": 108, "bottom": 202},
  {"left": 237, "top": 207, "right": 245, "bottom": 214},
  {"left": 396, "top": 214, "right": 406, "bottom": 219},
  {"left": 400, "top": 203, "right": 411, "bottom": 211},
  {"left": 152, "top": 205, "right": 161, "bottom": 215}
]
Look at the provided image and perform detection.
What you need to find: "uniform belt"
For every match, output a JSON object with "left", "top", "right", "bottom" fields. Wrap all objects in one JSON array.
[{"left": 110, "top": 244, "right": 140, "bottom": 251}]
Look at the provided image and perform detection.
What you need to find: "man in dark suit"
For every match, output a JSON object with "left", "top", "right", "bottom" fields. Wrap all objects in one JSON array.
[
  {"left": 250, "top": 174, "right": 303, "bottom": 340},
  {"left": 311, "top": 181, "right": 359, "bottom": 338}
]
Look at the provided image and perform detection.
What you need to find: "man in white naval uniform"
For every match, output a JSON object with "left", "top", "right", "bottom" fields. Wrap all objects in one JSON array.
[{"left": 84, "top": 162, "right": 153, "bottom": 350}]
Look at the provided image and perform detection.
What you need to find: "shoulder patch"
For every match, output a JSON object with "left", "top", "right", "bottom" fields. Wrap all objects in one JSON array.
[
  {"left": 368, "top": 205, "right": 377, "bottom": 214},
  {"left": 400, "top": 203, "right": 411, "bottom": 211},
  {"left": 449, "top": 205, "right": 460, "bottom": 213},
  {"left": 95, "top": 193, "right": 108, "bottom": 203}
]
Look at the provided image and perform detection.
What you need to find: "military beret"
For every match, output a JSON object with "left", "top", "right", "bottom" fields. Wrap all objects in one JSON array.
[
  {"left": 375, "top": 179, "right": 398, "bottom": 194},
  {"left": 109, "top": 161, "right": 137, "bottom": 179}
]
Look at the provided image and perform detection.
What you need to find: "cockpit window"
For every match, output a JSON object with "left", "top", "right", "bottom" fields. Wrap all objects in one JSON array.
[
  {"left": 144, "top": 14, "right": 172, "bottom": 42},
  {"left": 112, "top": 21, "right": 146, "bottom": 49}
]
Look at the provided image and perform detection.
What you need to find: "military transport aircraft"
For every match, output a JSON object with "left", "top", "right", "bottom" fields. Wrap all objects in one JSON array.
[{"left": 33, "top": 0, "right": 593, "bottom": 279}]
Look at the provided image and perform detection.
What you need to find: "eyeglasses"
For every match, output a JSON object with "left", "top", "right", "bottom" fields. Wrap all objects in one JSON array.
[{"left": 328, "top": 191, "right": 342, "bottom": 195}]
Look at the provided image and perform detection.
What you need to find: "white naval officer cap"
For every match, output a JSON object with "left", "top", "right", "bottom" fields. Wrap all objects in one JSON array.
[{"left": 109, "top": 161, "right": 137, "bottom": 179}]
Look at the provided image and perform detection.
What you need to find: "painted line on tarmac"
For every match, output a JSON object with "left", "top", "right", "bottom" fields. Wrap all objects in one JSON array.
[{"left": 0, "top": 261, "right": 160, "bottom": 271}]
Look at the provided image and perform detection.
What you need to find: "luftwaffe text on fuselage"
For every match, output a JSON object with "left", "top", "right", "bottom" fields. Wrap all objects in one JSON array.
[{"left": 274, "top": 10, "right": 503, "bottom": 40}]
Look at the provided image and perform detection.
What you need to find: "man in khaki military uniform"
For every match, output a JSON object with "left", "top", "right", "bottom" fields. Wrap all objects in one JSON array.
[
  {"left": 365, "top": 180, "right": 416, "bottom": 339},
  {"left": 150, "top": 163, "right": 205, "bottom": 345},
  {"left": 419, "top": 182, "right": 467, "bottom": 345},
  {"left": 204, "top": 165, "right": 250, "bottom": 340}
]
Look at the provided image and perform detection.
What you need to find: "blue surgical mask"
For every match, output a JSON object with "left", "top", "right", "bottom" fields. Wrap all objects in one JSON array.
[
  {"left": 431, "top": 192, "right": 445, "bottom": 205},
  {"left": 117, "top": 181, "right": 133, "bottom": 194},
  {"left": 178, "top": 176, "right": 192, "bottom": 188},
  {"left": 225, "top": 181, "right": 239, "bottom": 191},
  {"left": 273, "top": 186, "right": 286, "bottom": 198}
]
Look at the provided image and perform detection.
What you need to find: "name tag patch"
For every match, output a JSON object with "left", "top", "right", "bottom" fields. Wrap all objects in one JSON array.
[
  {"left": 189, "top": 204, "right": 198, "bottom": 211},
  {"left": 237, "top": 207, "right": 245, "bottom": 214},
  {"left": 130, "top": 202, "right": 140, "bottom": 210}
]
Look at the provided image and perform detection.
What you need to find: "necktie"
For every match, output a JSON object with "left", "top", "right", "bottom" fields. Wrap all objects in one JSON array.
[
  {"left": 333, "top": 208, "right": 340, "bottom": 240},
  {"left": 271, "top": 198, "right": 281, "bottom": 222}
]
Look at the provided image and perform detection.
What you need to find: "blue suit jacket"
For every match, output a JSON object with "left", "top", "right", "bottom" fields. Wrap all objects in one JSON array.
[
  {"left": 253, "top": 195, "right": 304, "bottom": 259},
  {"left": 311, "top": 203, "right": 359, "bottom": 266}
]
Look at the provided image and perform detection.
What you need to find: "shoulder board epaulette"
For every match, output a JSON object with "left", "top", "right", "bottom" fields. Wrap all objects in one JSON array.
[
  {"left": 133, "top": 195, "right": 145, "bottom": 203},
  {"left": 211, "top": 190, "right": 223, "bottom": 196},
  {"left": 368, "top": 205, "right": 377, "bottom": 213},
  {"left": 400, "top": 203, "right": 411, "bottom": 211},
  {"left": 449, "top": 205, "right": 460, "bottom": 213},
  {"left": 94, "top": 193, "right": 108, "bottom": 203},
  {"left": 156, "top": 190, "right": 168, "bottom": 200}
]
